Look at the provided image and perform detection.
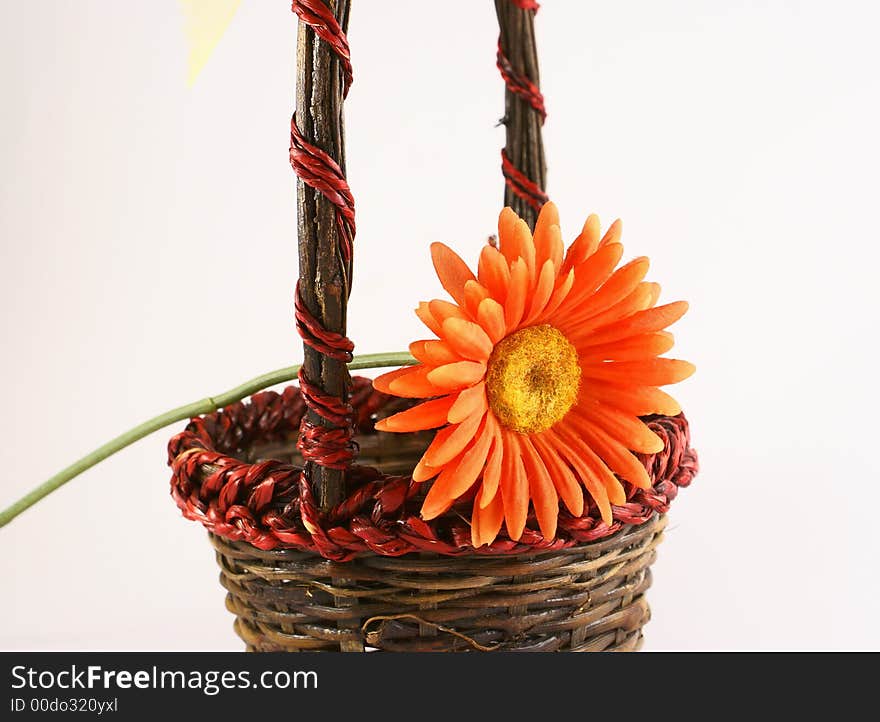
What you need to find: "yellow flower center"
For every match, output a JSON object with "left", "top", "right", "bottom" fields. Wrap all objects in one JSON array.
[{"left": 485, "top": 325, "right": 581, "bottom": 434}]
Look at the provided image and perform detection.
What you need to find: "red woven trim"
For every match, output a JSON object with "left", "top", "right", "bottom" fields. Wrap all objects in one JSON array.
[
  {"left": 289, "top": 116, "right": 355, "bottom": 263},
  {"left": 501, "top": 148, "right": 549, "bottom": 212},
  {"left": 168, "top": 378, "right": 699, "bottom": 562},
  {"left": 294, "top": 280, "right": 354, "bottom": 362},
  {"left": 510, "top": 0, "right": 540, "bottom": 10},
  {"left": 496, "top": 44, "right": 546, "bottom": 122},
  {"left": 291, "top": 0, "right": 353, "bottom": 98}
]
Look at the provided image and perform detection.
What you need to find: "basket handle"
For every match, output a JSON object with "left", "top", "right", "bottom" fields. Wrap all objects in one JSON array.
[
  {"left": 496, "top": 0, "right": 548, "bottom": 227},
  {"left": 290, "top": 0, "right": 547, "bottom": 512}
]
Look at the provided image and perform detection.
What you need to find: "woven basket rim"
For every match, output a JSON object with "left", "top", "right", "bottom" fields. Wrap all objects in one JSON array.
[
  {"left": 167, "top": 377, "right": 698, "bottom": 562},
  {"left": 208, "top": 512, "right": 668, "bottom": 565}
]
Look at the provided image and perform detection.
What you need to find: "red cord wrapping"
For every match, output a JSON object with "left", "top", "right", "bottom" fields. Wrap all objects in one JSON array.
[
  {"left": 291, "top": 0, "right": 353, "bottom": 98},
  {"left": 168, "top": 379, "right": 698, "bottom": 561},
  {"left": 294, "top": 280, "right": 354, "bottom": 362},
  {"left": 501, "top": 147, "right": 549, "bottom": 210},
  {"left": 289, "top": 117, "right": 356, "bottom": 264},
  {"left": 296, "top": 367, "right": 358, "bottom": 469},
  {"left": 511, "top": 0, "right": 540, "bottom": 10},
  {"left": 496, "top": 42, "right": 546, "bottom": 122}
]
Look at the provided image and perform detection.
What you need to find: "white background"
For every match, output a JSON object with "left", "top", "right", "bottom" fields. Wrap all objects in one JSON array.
[{"left": 2, "top": 0, "right": 878, "bottom": 651}]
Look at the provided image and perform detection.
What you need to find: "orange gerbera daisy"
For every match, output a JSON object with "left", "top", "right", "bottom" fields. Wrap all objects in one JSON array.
[{"left": 374, "top": 203, "right": 694, "bottom": 547}]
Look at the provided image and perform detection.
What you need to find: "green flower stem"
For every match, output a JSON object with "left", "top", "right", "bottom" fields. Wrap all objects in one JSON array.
[{"left": 0, "top": 352, "right": 416, "bottom": 529}]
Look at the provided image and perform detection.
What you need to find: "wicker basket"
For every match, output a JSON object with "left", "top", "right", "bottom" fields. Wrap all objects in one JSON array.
[
  {"left": 169, "top": 378, "right": 696, "bottom": 652},
  {"left": 167, "top": 0, "right": 698, "bottom": 652}
]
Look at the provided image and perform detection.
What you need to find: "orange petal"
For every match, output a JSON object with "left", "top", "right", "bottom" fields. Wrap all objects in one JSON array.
[
  {"left": 499, "top": 210, "right": 522, "bottom": 266},
  {"left": 462, "top": 279, "right": 491, "bottom": 318},
  {"left": 532, "top": 432, "right": 584, "bottom": 516},
  {"left": 533, "top": 201, "right": 559, "bottom": 249},
  {"left": 472, "top": 483, "right": 505, "bottom": 547},
  {"left": 579, "top": 445, "right": 627, "bottom": 506},
  {"left": 373, "top": 366, "right": 419, "bottom": 394},
  {"left": 554, "top": 425, "right": 626, "bottom": 506},
  {"left": 577, "top": 331, "right": 674, "bottom": 363},
  {"left": 504, "top": 257, "right": 529, "bottom": 331},
  {"left": 581, "top": 358, "right": 696, "bottom": 386},
  {"left": 428, "top": 299, "right": 468, "bottom": 327},
  {"left": 409, "top": 339, "right": 461, "bottom": 366},
  {"left": 388, "top": 366, "right": 448, "bottom": 398},
  {"left": 521, "top": 259, "right": 556, "bottom": 326},
  {"left": 545, "top": 428, "right": 612, "bottom": 525},
  {"left": 499, "top": 432, "right": 528, "bottom": 541},
  {"left": 479, "top": 417, "right": 504, "bottom": 507},
  {"left": 547, "top": 224, "right": 565, "bottom": 273},
  {"left": 421, "top": 459, "right": 465, "bottom": 520},
  {"left": 599, "top": 218, "right": 622, "bottom": 248},
  {"left": 562, "top": 213, "right": 601, "bottom": 273},
  {"left": 535, "top": 267, "right": 575, "bottom": 324},
  {"left": 580, "top": 281, "right": 660, "bottom": 330},
  {"left": 497, "top": 207, "right": 519, "bottom": 255},
  {"left": 583, "top": 380, "right": 682, "bottom": 416},
  {"left": 441, "top": 317, "right": 494, "bottom": 362},
  {"left": 568, "top": 256, "right": 650, "bottom": 322},
  {"left": 502, "top": 219, "right": 536, "bottom": 283},
  {"left": 557, "top": 243, "right": 624, "bottom": 316},
  {"left": 566, "top": 413, "right": 652, "bottom": 489},
  {"left": 537, "top": 226, "right": 564, "bottom": 276},
  {"left": 566, "top": 283, "right": 659, "bottom": 346},
  {"left": 579, "top": 301, "right": 689, "bottom": 347},
  {"left": 415, "top": 301, "right": 443, "bottom": 337},
  {"left": 411, "top": 439, "right": 445, "bottom": 481},
  {"left": 412, "top": 451, "right": 442, "bottom": 483},
  {"left": 534, "top": 205, "right": 564, "bottom": 271},
  {"left": 423, "top": 410, "right": 485, "bottom": 467},
  {"left": 515, "top": 219, "right": 537, "bottom": 284},
  {"left": 426, "top": 360, "right": 487, "bottom": 390},
  {"left": 478, "top": 245, "right": 510, "bottom": 303},
  {"left": 519, "top": 437, "right": 559, "bottom": 540},
  {"left": 448, "top": 381, "right": 488, "bottom": 424},
  {"left": 375, "top": 395, "right": 456, "bottom": 433},
  {"left": 578, "top": 400, "right": 665, "bottom": 454},
  {"left": 476, "top": 297, "right": 506, "bottom": 344},
  {"left": 414, "top": 425, "right": 456, "bottom": 481},
  {"left": 431, "top": 242, "right": 477, "bottom": 310},
  {"left": 445, "top": 417, "right": 494, "bottom": 498}
]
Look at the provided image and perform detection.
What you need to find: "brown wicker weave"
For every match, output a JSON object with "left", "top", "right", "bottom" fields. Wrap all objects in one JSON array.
[
  {"left": 213, "top": 517, "right": 664, "bottom": 652},
  {"left": 167, "top": 0, "right": 699, "bottom": 652}
]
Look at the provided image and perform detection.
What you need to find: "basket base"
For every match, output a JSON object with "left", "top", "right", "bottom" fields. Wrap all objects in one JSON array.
[{"left": 210, "top": 514, "right": 665, "bottom": 652}]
